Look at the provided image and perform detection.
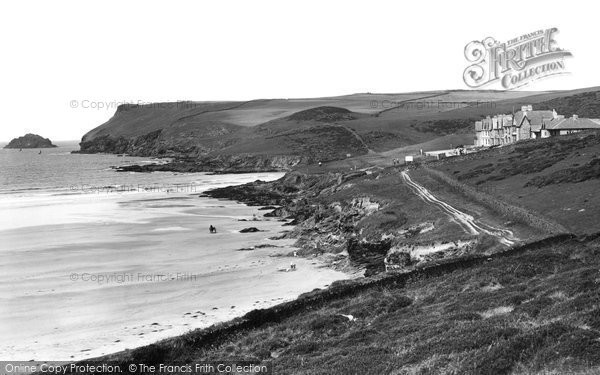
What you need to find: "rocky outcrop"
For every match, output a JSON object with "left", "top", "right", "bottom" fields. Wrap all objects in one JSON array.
[
  {"left": 202, "top": 165, "right": 536, "bottom": 275},
  {"left": 203, "top": 170, "right": 400, "bottom": 274},
  {"left": 114, "top": 154, "right": 307, "bottom": 173},
  {"left": 240, "top": 227, "right": 261, "bottom": 233},
  {"left": 347, "top": 239, "right": 392, "bottom": 276},
  {"left": 4, "top": 133, "right": 57, "bottom": 148},
  {"left": 77, "top": 130, "right": 187, "bottom": 156}
]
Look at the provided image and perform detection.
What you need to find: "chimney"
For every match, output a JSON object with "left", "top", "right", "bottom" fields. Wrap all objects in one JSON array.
[
  {"left": 573, "top": 114, "right": 578, "bottom": 120},
  {"left": 521, "top": 105, "right": 533, "bottom": 113}
]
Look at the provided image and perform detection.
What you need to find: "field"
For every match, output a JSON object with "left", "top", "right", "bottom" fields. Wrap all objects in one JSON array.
[
  {"left": 79, "top": 89, "right": 568, "bottom": 157},
  {"left": 429, "top": 131, "right": 600, "bottom": 234}
]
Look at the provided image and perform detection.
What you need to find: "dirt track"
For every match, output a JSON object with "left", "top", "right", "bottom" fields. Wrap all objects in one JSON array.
[{"left": 401, "top": 170, "right": 517, "bottom": 246}]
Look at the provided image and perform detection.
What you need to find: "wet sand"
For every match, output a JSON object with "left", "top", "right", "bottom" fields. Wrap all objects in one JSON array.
[{"left": 0, "top": 183, "right": 352, "bottom": 360}]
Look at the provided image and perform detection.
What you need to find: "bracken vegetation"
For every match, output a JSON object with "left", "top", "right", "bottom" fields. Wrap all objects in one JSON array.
[
  {"left": 526, "top": 157, "right": 600, "bottom": 188},
  {"left": 435, "top": 132, "right": 600, "bottom": 188},
  {"left": 410, "top": 119, "right": 475, "bottom": 135},
  {"left": 287, "top": 107, "right": 357, "bottom": 123},
  {"left": 536, "top": 91, "right": 600, "bottom": 118},
  {"left": 89, "top": 235, "right": 600, "bottom": 374}
]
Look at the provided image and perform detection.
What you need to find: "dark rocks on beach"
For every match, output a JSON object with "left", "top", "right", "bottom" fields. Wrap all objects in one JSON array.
[
  {"left": 101, "top": 150, "right": 291, "bottom": 174},
  {"left": 202, "top": 169, "right": 402, "bottom": 274},
  {"left": 269, "top": 232, "right": 290, "bottom": 240},
  {"left": 240, "top": 227, "right": 261, "bottom": 233},
  {"left": 202, "top": 182, "right": 289, "bottom": 207},
  {"left": 238, "top": 243, "right": 279, "bottom": 251},
  {"left": 347, "top": 239, "right": 392, "bottom": 277},
  {"left": 282, "top": 219, "right": 299, "bottom": 226},
  {"left": 385, "top": 251, "right": 413, "bottom": 270}
]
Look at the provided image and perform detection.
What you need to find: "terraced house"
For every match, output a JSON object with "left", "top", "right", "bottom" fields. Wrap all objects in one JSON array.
[{"left": 474, "top": 105, "right": 600, "bottom": 146}]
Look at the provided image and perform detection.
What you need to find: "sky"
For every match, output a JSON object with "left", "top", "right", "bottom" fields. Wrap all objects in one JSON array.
[{"left": 0, "top": 0, "right": 598, "bottom": 142}]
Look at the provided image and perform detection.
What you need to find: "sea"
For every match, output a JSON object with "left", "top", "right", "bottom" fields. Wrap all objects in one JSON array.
[{"left": 0, "top": 142, "right": 349, "bottom": 360}]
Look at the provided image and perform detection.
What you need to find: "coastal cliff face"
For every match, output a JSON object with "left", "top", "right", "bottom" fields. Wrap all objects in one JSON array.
[
  {"left": 203, "top": 168, "right": 489, "bottom": 275},
  {"left": 75, "top": 89, "right": 600, "bottom": 171},
  {"left": 4, "top": 133, "right": 57, "bottom": 148},
  {"left": 115, "top": 154, "right": 308, "bottom": 173},
  {"left": 76, "top": 103, "right": 371, "bottom": 171}
]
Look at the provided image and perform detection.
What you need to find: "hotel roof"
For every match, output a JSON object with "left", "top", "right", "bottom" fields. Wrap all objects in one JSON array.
[
  {"left": 514, "top": 110, "right": 555, "bottom": 127},
  {"left": 545, "top": 117, "right": 600, "bottom": 130}
]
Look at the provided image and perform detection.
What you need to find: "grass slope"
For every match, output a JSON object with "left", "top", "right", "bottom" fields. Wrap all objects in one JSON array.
[
  {"left": 430, "top": 131, "right": 600, "bottom": 234},
  {"left": 92, "top": 236, "right": 600, "bottom": 375},
  {"left": 78, "top": 90, "right": 559, "bottom": 156},
  {"left": 78, "top": 87, "right": 600, "bottom": 160}
]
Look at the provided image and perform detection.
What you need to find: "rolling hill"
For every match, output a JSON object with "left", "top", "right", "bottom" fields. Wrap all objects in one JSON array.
[{"left": 76, "top": 87, "right": 600, "bottom": 170}]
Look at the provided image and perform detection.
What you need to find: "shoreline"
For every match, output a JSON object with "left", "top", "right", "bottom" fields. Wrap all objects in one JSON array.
[
  {"left": 10, "top": 154, "right": 564, "bottom": 361},
  {"left": 1, "top": 171, "right": 355, "bottom": 361},
  {"left": 79, "top": 232, "right": 579, "bottom": 365}
]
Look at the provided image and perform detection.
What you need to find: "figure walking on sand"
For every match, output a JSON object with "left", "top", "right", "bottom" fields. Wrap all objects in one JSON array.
[{"left": 209, "top": 225, "right": 217, "bottom": 233}]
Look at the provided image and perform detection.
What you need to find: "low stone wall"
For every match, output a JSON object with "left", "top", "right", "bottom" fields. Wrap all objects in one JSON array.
[{"left": 422, "top": 167, "right": 568, "bottom": 235}]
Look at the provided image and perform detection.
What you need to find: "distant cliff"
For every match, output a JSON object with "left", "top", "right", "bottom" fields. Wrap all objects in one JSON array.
[
  {"left": 76, "top": 102, "right": 371, "bottom": 171},
  {"left": 4, "top": 134, "right": 57, "bottom": 149}
]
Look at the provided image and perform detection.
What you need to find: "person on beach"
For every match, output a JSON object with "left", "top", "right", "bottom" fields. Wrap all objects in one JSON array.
[{"left": 209, "top": 225, "right": 216, "bottom": 233}]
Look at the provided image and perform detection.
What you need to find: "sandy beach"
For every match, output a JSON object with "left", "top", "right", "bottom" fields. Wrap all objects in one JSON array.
[{"left": 0, "top": 173, "right": 353, "bottom": 360}]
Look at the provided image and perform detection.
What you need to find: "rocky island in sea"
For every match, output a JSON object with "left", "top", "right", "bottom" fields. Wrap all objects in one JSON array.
[{"left": 4, "top": 133, "right": 57, "bottom": 148}]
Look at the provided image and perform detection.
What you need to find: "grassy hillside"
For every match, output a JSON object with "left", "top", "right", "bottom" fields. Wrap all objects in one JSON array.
[
  {"left": 76, "top": 86, "right": 600, "bottom": 170},
  {"left": 90, "top": 235, "right": 600, "bottom": 374},
  {"left": 69, "top": 89, "right": 600, "bottom": 373},
  {"left": 536, "top": 91, "right": 600, "bottom": 118},
  {"left": 78, "top": 90, "right": 564, "bottom": 159},
  {"left": 429, "top": 130, "right": 600, "bottom": 234}
]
